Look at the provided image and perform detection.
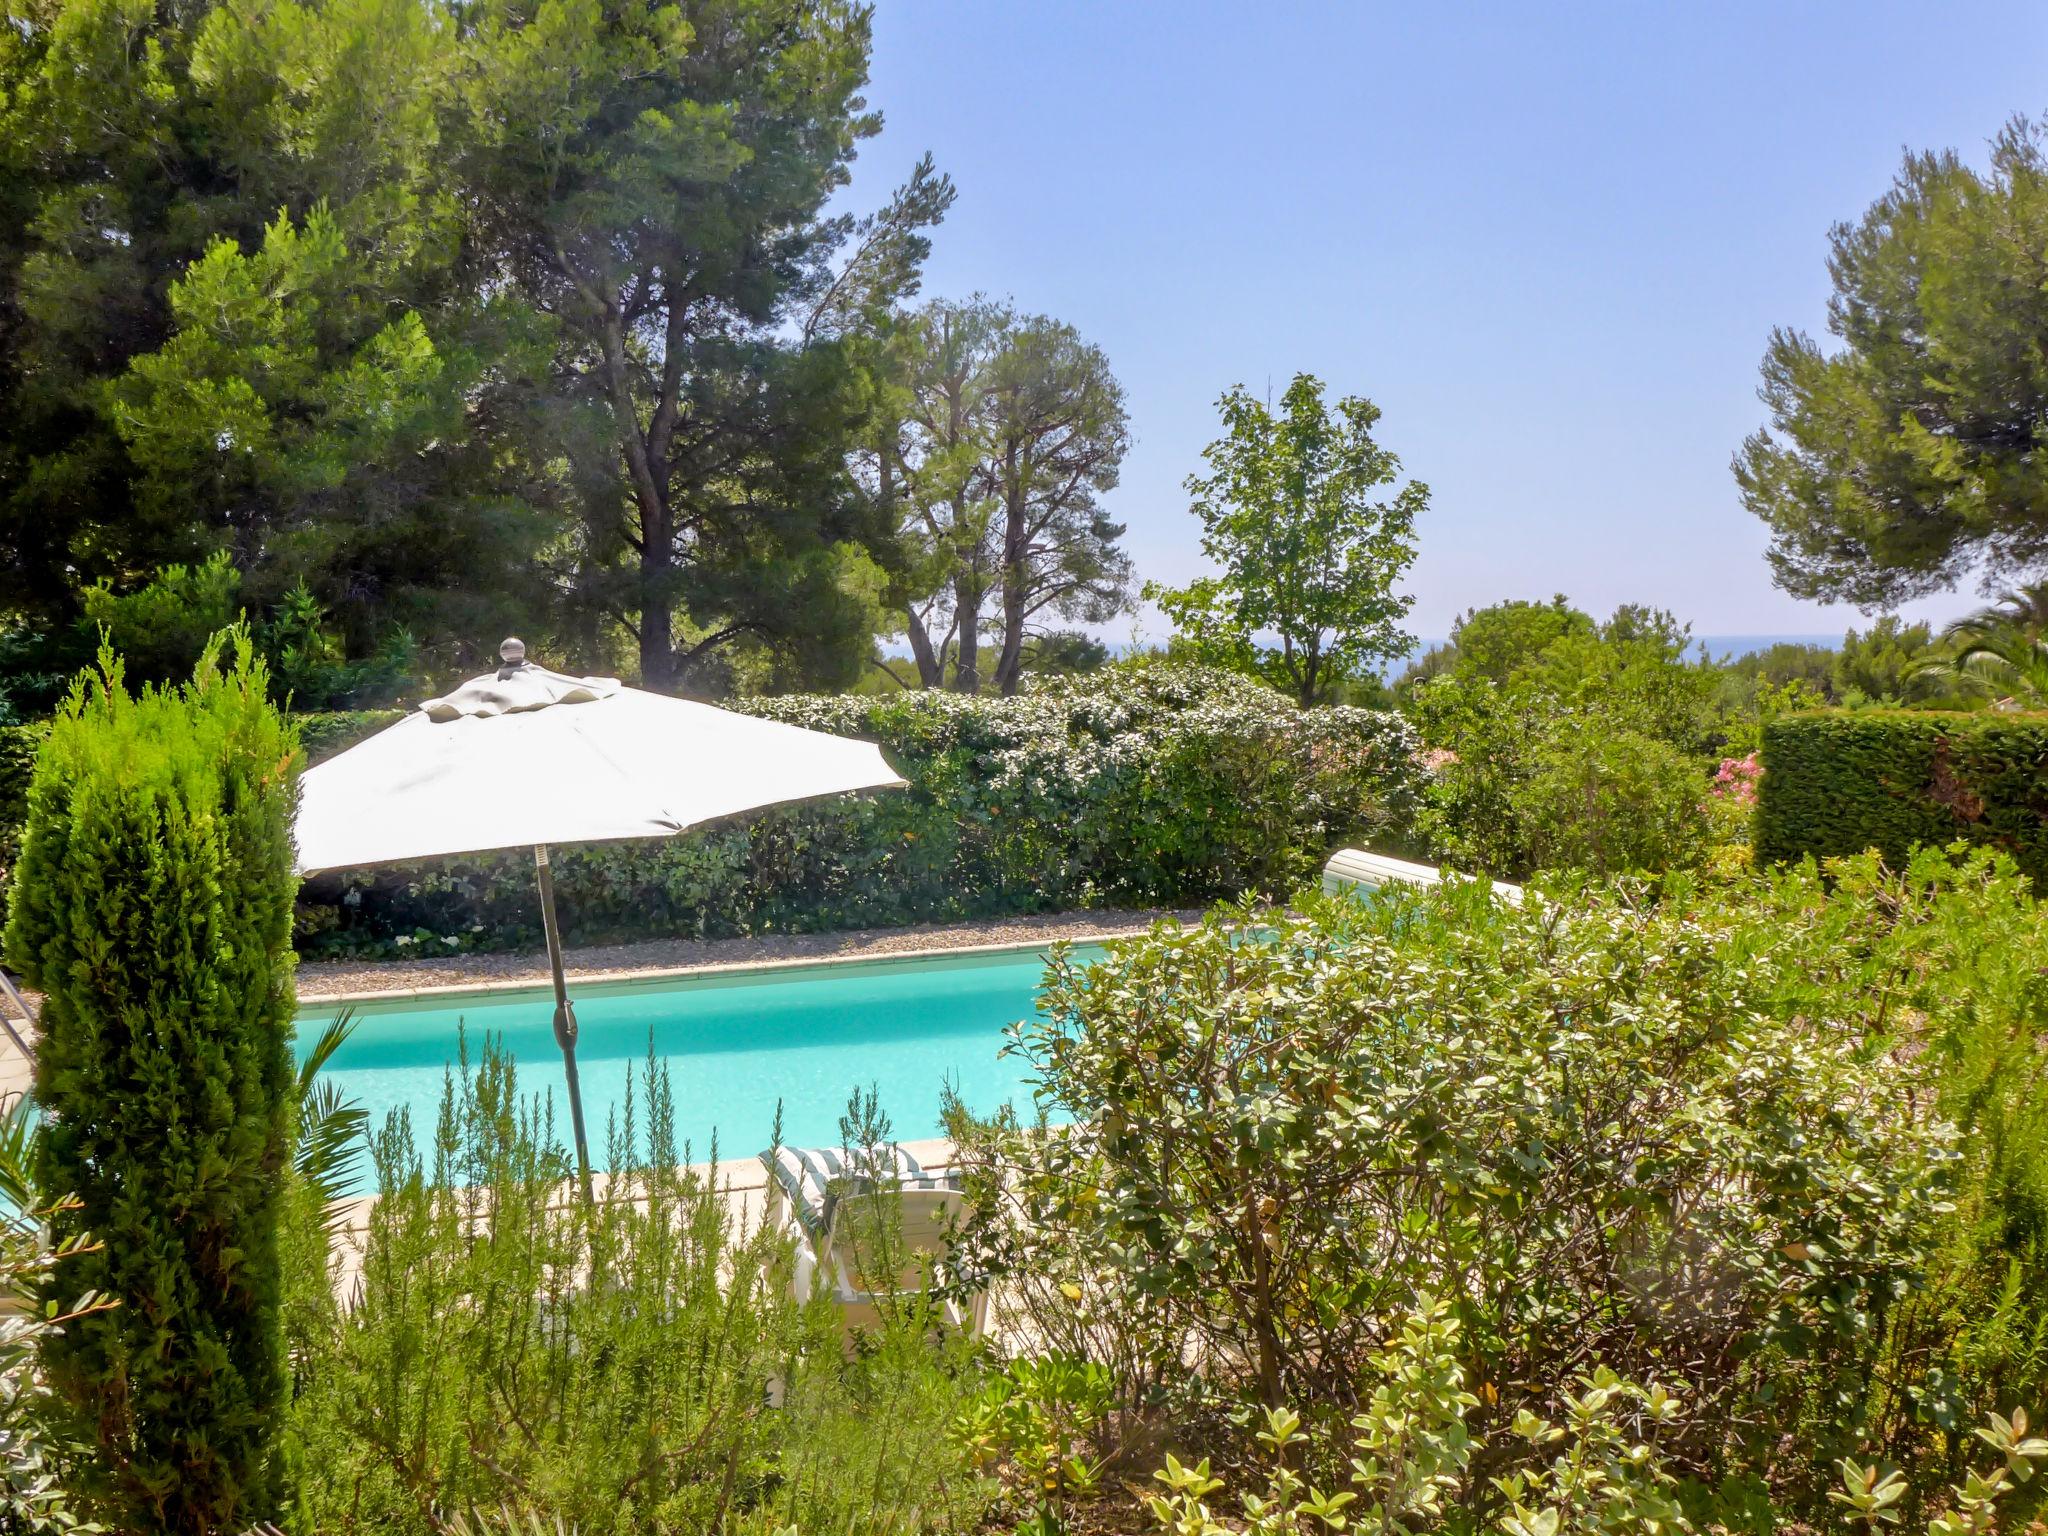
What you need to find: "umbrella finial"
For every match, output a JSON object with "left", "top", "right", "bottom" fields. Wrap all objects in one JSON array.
[{"left": 499, "top": 637, "right": 528, "bottom": 676}]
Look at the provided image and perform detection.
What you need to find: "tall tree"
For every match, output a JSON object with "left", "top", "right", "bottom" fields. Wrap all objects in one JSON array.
[
  {"left": 1148, "top": 374, "right": 1424, "bottom": 707},
  {"left": 0, "top": 0, "right": 562, "bottom": 670},
  {"left": 1738, "top": 117, "right": 2048, "bottom": 607},
  {"left": 457, "top": 0, "right": 949, "bottom": 692},
  {"left": 880, "top": 297, "right": 1131, "bottom": 694},
  {"left": 879, "top": 298, "right": 1005, "bottom": 691},
  {"left": 981, "top": 314, "right": 1132, "bottom": 695}
]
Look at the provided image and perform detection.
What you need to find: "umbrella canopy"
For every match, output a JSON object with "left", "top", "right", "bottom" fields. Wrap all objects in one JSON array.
[
  {"left": 295, "top": 650, "right": 905, "bottom": 875},
  {"left": 291, "top": 640, "right": 907, "bottom": 1197}
]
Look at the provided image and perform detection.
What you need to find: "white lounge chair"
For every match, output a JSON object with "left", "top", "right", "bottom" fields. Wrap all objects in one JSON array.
[
  {"left": 1322, "top": 847, "right": 1524, "bottom": 906},
  {"left": 758, "top": 1143, "right": 986, "bottom": 1338}
]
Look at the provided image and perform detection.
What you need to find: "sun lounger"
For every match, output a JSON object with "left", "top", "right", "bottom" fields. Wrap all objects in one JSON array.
[{"left": 758, "top": 1143, "right": 986, "bottom": 1337}]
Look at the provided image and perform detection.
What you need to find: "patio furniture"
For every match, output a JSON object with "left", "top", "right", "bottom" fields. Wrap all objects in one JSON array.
[
  {"left": 759, "top": 1143, "right": 986, "bottom": 1337},
  {"left": 1322, "top": 847, "right": 1525, "bottom": 906}
]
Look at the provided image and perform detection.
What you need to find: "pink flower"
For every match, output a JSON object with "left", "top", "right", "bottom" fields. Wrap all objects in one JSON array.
[{"left": 1709, "top": 753, "right": 1761, "bottom": 805}]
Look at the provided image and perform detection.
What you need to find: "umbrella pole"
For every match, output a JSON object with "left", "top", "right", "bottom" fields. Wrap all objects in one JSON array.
[{"left": 535, "top": 844, "right": 595, "bottom": 1204}]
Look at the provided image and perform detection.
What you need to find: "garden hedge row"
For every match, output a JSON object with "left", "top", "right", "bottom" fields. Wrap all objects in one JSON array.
[
  {"left": 2, "top": 667, "right": 1423, "bottom": 957},
  {"left": 1756, "top": 709, "right": 2048, "bottom": 884}
]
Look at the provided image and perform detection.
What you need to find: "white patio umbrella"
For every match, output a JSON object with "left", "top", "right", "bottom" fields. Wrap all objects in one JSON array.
[{"left": 294, "top": 639, "right": 906, "bottom": 1197}]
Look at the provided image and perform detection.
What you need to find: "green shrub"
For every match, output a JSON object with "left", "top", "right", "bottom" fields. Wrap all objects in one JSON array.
[
  {"left": 951, "top": 872, "right": 1971, "bottom": 1515},
  {"left": 0, "top": 720, "right": 46, "bottom": 933},
  {"left": 1516, "top": 723, "right": 1709, "bottom": 875},
  {"left": 295, "top": 707, "right": 403, "bottom": 766},
  {"left": 1756, "top": 710, "right": 2048, "bottom": 882},
  {"left": 1799, "top": 850, "right": 2048, "bottom": 1473},
  {"left": 2, "top": 636, "right": 300, "bottom": 1534},
  {"left": 286, "top": 1040, "right": 990, "bottom": 1535},
  {"left": 1405, "top": 615, "right": 1724, "bottom": 881}
]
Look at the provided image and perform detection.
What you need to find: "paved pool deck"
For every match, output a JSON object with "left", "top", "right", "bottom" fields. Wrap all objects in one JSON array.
[{"left": 295, "top": 908, "right": 1184, "bottom": 1002}]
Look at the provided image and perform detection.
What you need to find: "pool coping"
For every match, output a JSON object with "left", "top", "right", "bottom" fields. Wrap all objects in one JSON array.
[{"left": 296, "top": 928, "right": 1146, "bottom": 1009}]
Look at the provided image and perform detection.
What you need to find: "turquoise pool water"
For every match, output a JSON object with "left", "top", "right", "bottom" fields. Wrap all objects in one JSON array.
[{"left": 297, "top": 944, "right": 1097, "bottom": 1159}]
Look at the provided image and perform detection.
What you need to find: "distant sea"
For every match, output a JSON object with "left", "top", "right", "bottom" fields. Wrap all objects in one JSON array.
[
  {"left": 1371, "top": 633, "right": 1842, "bottom": 679},
  {"left": 1690, "top": 633, "right": 1844, "bottom": 660}
]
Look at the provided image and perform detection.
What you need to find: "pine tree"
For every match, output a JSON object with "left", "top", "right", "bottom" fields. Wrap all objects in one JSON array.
[{"left": 3, "top": 633, "right": 300, "bottom": 1533}]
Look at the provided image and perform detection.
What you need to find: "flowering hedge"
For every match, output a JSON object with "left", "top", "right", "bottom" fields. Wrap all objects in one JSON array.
[{"left": 294, "top": 666, "right": 1422, "bottom": 955}]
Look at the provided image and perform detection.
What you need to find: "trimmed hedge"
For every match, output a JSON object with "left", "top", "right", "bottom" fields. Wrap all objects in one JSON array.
[
  {"left": 1756, "top": 710, "right": 2048, "bottom": 884},
  {"left": 296, "top": 666, "right": 1422, "bottom": 955}
]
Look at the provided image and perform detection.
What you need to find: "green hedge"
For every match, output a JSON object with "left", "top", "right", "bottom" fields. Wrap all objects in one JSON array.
[
  {"left": 0, "top": 667, "right": 1422, "bottom": 956},
  {"left": 1756, "top": 710, "right": 2048, "bottom": 883},
  {"left": 296, "top": 666, "right": 1422, "bottom": 956}
]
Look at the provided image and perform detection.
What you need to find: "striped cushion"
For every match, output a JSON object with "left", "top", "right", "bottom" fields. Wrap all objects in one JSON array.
[{"left": 759, "top": 1143, "right": 962, "bottom": 1242}]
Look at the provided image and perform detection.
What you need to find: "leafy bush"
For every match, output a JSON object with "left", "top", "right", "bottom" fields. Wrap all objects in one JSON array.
[
  {"left": 0, "top": 1099, "right": 111, "bottom": 1534},
  {"left": 77, "top": 550, "right": 242, "bottom": 688},
  {"left": 950, "top": 876, "right": 1941, "bottom": 1441},
  {"left": 1140, "top": 1300, "right": 2048, "bottom": 1536},
  {"left": 1404, "top": 605, "right": 1726, "bottom": 878},
  {"left": 1756, "top": 710, "right": 2048, "bottom": 883},
  {"left": 296, "top": 664, "right": 1421, "bottom": 954},
  {"left": 295, "top": 708, "right": 404, "bottom": 766},
  {"left": 2, "top": 637, "right": 300, "bottom": 1534},
  {"left": 951, "top": 864, "right": 2030, "bottom": 1522},
  {"left": 286, "top": 1040, "right": 990, "bottom": 1534},
  {"left": 1515, "top": 725, "right": 1708, "bottom": 875}
]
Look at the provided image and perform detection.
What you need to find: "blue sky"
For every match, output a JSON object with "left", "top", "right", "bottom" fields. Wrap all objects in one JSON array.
[{"left": 847, "top": 1, "right": 2048, "bottom": 643}]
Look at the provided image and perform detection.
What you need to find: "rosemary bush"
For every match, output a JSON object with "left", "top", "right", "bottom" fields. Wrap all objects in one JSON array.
[{"left": 286, "top": 1039, "right": 989, "bottom": 1535}]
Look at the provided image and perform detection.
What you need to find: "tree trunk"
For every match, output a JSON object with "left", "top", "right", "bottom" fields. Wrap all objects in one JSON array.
[
  {"left": 993, "top": 451, "right": 1029, "bottom": 695},
  {"left": 994, "top": 560, "right": 1028, "bottom": 695},
  {"left": 597, "top": 311, "right": 679, "bottom": 692},
  {"left": 905, "top": 606, "right": 943, "bottom": 688},
  {"left": 953, "top": 571, "right": 983, "bottom": 694}
]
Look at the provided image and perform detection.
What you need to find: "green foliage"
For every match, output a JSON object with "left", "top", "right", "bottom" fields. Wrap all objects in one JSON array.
[
  {"left": 1405, "top": 602, "right": 1724, "bottom": 877},
  {"left": 2, "top": 635, "right": 300, "bottom": 1534},
  {"left": 286, "top": 1038, "right": 989, "bottom": 1534},
  {"left": 1017, "top": 630, "right": 1112, "bottom": 680},
  {"left": 295, "top": 665, "right": 1420, "bottom": 955},
  {"left": 1147, "top": 374, "right": 1425, "bottom": 707},
  {"left": 1755, "top": 711, "right": 2048, "bottom": 883},
  {"left": 294, "top": 708, "right": 405, "bottom": 767},
  {"left": 0, "top": 1099, "right": 112, "bottom": 1534},
  {"left": 1836, "top": 618, "right": 1950, "bottom": 707},
  {"left": 954, "top": 877, "right": 1952, "bottom": 1451},
  {"left": 459, "top": 0, "right": 942, "bottom": 691},
  {"left": 956, "top": 850, "right": 2048, "bottom": 1530},
  {"left": 1513, "top": 726, "right": 1709, "bottom": 876},
  {"left": 957, "top": 1352, "right": 1114, "bottom": 1526},
  {"left": 1414, "top": 596, "right": 1596, "bottom": 689},
  {"left": 884, "top": 297, "right": 1133, "bottom": 695},
  {"left": 1738, "top": 117, "right": 2048, "bottom": 606},
  {"left": 77, "top": 551, "right": 241, "bottom": 688},
  {"left": 1908, "top": 590, "right": 2048, "bottom": 709},
  {"left": 0, "top": 0, "right": 562, "bottom": 666},
  {"left": 1145, "top": 1311, "right": 2043, "bottom": 1536}
]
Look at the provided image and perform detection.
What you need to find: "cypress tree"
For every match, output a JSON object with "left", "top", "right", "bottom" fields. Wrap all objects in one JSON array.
[{"left": 3, "top": 633, "right": 300, "bottom": 1533}]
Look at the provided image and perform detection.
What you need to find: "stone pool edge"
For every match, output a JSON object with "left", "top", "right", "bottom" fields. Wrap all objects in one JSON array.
[{"left": 297, "top": 919, "right": 1186, "bottom": 1007}]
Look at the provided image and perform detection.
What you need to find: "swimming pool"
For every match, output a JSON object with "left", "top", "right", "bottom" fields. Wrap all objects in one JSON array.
[{"left": 297, "top": 943, "right": 1099, "bottom": 1160}]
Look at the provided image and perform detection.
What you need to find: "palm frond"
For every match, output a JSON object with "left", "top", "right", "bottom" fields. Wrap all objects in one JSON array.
[
  {"left": 1911, "top": 619, "right": 2048, "bottom": 708},
  {"left": 297, "top": 1009, "right": 369, "bottom": 1237},
  {"left": 0, "top": 1096, "right": 37, "bottom": 1219}
]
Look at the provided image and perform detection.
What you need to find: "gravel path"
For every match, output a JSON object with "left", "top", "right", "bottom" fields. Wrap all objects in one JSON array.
[{"left": 296, "top": 908, "right": 1192, "bottom": 1001}]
